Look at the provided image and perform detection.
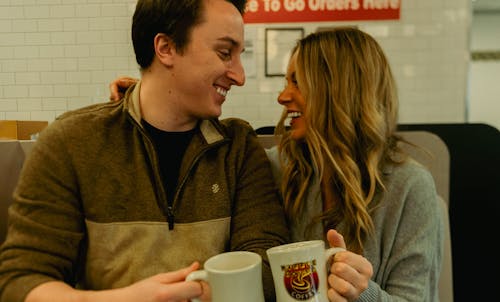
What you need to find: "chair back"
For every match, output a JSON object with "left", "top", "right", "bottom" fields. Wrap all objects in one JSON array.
[{"left": 0, "top": 140, "right": 36, "bottom": 244}]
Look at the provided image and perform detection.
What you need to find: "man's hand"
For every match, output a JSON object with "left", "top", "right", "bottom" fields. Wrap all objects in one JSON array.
[{"left": 25, "top": 262, "right": 210, "bottom": 302}]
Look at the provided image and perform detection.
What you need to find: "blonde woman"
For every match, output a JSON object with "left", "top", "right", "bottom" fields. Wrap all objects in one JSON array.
[
  {"left": 108, "top": 27, "right": 443, "bottom": 302},
  {"left": 267, "top": 27, "right": 443, "bottom": 301}
]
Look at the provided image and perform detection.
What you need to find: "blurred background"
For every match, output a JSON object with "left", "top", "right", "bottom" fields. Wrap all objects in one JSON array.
[{"left": 0, "top": 0, "right": 498, "bottom": 131}]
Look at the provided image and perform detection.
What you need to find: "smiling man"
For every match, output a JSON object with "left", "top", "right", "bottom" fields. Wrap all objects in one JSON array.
[{"left": 0, "top": 1, "right": 288, "bottom": 301}]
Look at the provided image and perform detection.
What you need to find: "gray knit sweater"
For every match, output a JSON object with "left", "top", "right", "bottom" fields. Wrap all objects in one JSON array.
[{"left": 266, "top": 147, "right": 443, "bottom": 302}]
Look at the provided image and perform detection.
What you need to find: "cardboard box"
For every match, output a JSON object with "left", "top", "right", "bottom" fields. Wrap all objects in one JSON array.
[{"left": 0, "top": 120, "right": 48, "bottom": 140}]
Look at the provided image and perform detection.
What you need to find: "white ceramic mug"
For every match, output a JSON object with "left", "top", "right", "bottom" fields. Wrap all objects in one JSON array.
[
  {"left": 266, "top": 240, "right": 345, "bottom": 302},
  {"left": 186, "top": 251, "right": 265, "bottom": 302}
]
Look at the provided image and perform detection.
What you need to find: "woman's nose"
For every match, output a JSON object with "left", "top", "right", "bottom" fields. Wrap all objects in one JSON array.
[{"left": 277, "top": 88, "right": 291, "bottom": 105}]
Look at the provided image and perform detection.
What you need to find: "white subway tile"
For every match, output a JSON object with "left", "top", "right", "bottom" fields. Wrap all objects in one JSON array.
[
  {"left": 0, "top": 7, "right": 24, "bottom": 20},
  {"left": 18, "top": 98, "right": 42, "bottom": 111},
  {"left": 101, "top": 30, "right": 128, "bottom": 43},
  {"left": 24, "top": 6, "right": 50, "bottom": 19},
  {"left": 25, "top": 33, "right": 51, "bottom": 45},
  {"left": 52, "top": 58, "right": 78, "bottom": 71},
  {"left": 75, "top": 4, "right": 101, "bottom": 18},
  {"left": 42, "top": 98, "right": 67, "bottom": 111},
  {"left": 89, "top": 17, "right": 114, "bottom": 31},
  {"left": 11, "top": 19, "right": 37, "bottom": 33},
  {"left": 39, "top": 45, "right": 64, "bottom": 58},
  {"left": 40, "top": 71, "right": 65, "bottom": 84},
  {"left": 4, "top": 85, "right": 28, "bottom": 98},
  {"left": 38, "top": 19, "right": 64, "bottom": 32},
  {"left": 29, "top": 85, "right": 53, "bottom": 97},
  {"left": 76, "top": 31, "right": 103, "bottom": 44},
  {"left": 64, "top": 45, "right": 90, "bottom": 58},
  {"left": 90, "top": 44, "right": 115, "bottom": 57},
  {"left": 2, "top": 60, "right": 28, "bottom": 72},
  {"left": 66, "top": 71, "right": 91, "bottom": 84},
  {"left": 15, "top": 72, "right": 40, "bottom": 85},
  {"left": 0, "top": 33, "right": 25, "bottom": 46},
  {"left": 51, "top": 32, "right": 76, "bottom": 45},
  {"left": 14, "top": 46, "right": 39, "bottom": 59},
  {"left": 63, "top": 18, "right": 89, "bottom": 32},
  {"left": 101, "top": 4, "right": 128, "bottom": 17},
  {"left": 5, "top": 112, "right": 31, "bottom": 120},
  {"left": 0, "top": 72, "right": 15, "bottom": 85},
  {"left": 30, "top": 111, "right": 55, "bottom": 122},
  {"left": 78, "top": 57, "right": 104, "bottom": 71},
  {"left": 0, "top": 100, "right": 18, "bottom": 111},
  {"left": 0, "top": 47, "right": 14, "bottom": 59},
  {"left": 50, "top": 5, "right": 75, "bottom": 18},
  {"left": 54, "top": 84, "right": 78, "bottom": 97}
]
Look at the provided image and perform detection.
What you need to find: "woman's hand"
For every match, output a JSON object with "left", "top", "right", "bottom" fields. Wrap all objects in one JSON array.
[
  {"left": 109, "top": 76, "right": 139, "bottom": 101},
  {"left": 326, "top": 229, "right": 373, "bottom": 302}
]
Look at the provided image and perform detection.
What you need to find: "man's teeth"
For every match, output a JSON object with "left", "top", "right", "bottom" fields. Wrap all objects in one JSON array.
[
  {"left": 287, "top": 112, "right": 302, "bottom": 118},
  {"left": 216, "top": 87, "right": 227, "bottom": 97}
]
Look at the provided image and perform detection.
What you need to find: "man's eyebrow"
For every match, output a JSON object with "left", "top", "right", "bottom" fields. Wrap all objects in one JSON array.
[{"left": 217, "top": 36, "right": 245, "bottom": 52}]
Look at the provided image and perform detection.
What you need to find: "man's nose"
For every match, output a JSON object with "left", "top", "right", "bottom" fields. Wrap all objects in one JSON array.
[{"left": 227, "top": 58, "right": 245, "bottom": 86}]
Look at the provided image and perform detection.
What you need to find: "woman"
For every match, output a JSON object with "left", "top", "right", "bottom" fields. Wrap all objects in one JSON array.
[{"left": 109, "top": 27, "right": 443, "bottom": 302}]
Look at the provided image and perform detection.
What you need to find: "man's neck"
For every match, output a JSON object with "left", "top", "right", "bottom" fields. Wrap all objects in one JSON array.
[{"left": 139, "top": 72, "right": 198, "bottom": 132}]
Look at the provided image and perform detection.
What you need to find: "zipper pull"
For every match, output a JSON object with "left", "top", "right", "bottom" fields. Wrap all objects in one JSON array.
[{"left": 167, "top": 206, "right": 175, "bottom": 230}]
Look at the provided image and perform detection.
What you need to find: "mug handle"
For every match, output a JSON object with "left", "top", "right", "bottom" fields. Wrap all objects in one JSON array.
[
  {"left": 325, "top": 247, "right": 346, "bottom": 274},
  {"left": 185, "top": 270, "right": 208, "bottom": 302}
]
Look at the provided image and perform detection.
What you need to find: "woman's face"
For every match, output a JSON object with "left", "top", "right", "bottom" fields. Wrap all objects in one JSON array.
[{"left": 277, "top": 52, "right": 307, "bottom": 141}]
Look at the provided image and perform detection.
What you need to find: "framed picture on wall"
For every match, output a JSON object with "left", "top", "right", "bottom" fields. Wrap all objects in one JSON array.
[{"left": 265, "top": 28, "right": 304, "bottom": 77}]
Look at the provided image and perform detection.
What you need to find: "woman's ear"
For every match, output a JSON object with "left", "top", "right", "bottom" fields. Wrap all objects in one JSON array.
[{"left": 154, "top": 33, "right": 175, "bottom": 67}]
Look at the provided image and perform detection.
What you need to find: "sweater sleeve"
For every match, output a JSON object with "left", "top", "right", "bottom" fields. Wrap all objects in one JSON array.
[
  {"left": 358, "top": 163, "right": 444, "bottom": 302},
  {"left": 0, "top": 120, "right": 85, "bottom": 302},
  {"left": 225, "top": 122, "right": 289, "bottom": 302}
]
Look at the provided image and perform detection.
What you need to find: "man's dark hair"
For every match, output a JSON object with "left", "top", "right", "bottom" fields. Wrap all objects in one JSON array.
[{"left": 132, "top": 0, "right": 247, "bottom": 70}]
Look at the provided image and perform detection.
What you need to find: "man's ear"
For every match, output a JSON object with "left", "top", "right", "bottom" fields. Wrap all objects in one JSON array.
[{"left": 154, "top": 33, "right": 175, "bottom": 67}]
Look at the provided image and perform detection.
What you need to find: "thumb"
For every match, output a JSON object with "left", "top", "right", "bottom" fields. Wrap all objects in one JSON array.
[{"left": 327, "top": 229, "right": 346, "bottom": 249}]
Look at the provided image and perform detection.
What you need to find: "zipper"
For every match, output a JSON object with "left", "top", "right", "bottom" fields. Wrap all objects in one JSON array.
[
  {"left": 129, "top": 116, "right": 174, "bottom": 228},
  {"left": 130, "top": 115, "right": 230, "bottom": 230},
  {"left": 172, "top": 138, "right": 230, "bottom": 212}
]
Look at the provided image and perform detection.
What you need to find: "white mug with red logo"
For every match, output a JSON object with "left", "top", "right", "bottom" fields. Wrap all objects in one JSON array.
[
  {"left": 186, "top": 251, "right": 264, "bottom": 302},
  {"left": 266, "top": 240, "right": 345, "bottom": 302}
]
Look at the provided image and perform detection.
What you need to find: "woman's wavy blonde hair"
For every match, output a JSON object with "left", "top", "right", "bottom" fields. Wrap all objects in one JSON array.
[{"left": 276, "top": 27, "right": 403, "bottom": 253}]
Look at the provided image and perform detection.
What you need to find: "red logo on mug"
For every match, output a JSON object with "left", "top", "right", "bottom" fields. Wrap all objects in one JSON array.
[{"left": 282, "top": 260, "right": 319, "bottom": 300}]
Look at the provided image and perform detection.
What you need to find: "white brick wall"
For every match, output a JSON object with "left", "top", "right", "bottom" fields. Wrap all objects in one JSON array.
[{"left": 0, "top": 0, "right": 471, "bottom": 130}]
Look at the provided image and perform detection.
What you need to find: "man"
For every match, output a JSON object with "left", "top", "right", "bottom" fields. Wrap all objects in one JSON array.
[{"left": 0, "top": 1, "right": 288, "bottom": 301}]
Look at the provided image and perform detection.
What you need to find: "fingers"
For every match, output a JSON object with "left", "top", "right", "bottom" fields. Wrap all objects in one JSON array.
[
  {"left": 333, "top": 251, "right": 372, "bottom": 279},
  {"left": 156, "top": 279, "right": 204, "bottom": 301},
  {"left": 153, "top": 262, "right": 200, "bottom": 284},
  {"left": 327, "top": 229, "right": 346, "bottom": 249},
  {"left": 109, "top": 76, "right": 139, "bottom": 101},
  {"left": 327, "top": 252, "right": 372, "bottom": 301},
  {"left": 148, "top": 262, "right": 204, "bottom": 301}
]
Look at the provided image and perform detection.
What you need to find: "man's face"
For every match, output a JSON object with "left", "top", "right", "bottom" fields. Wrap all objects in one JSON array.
[{"left": 170, "top": 0, "right": 245, "bottom": 120}]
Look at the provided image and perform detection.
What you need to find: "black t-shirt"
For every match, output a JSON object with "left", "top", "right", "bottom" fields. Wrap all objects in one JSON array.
[{"left": 142, "top": 120, "right": 196, "bottom": 204}]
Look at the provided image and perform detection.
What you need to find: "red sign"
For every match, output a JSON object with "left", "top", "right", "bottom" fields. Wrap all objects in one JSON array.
[{"left": 243, "top": 0, "right": 401, "bottom": 23}]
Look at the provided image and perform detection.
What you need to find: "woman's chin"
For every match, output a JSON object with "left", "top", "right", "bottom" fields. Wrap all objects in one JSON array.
[{"left": 290, "top": 128, "right": 306, "bottom": 141}]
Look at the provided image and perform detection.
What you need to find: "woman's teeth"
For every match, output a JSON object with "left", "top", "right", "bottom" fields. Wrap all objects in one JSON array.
[
  {"left": 287, "top": 112, "right": 302, "bottom": 118},
  {"left": 216, "top": 87, "right": 227, "bottom": 97}
]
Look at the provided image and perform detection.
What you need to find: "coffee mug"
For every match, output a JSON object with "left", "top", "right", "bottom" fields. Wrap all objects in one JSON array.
[
  {"left": 266, "top": 240, "right": 345, "bottom": 302},
  {"left": 186, "top": 251, "right": 264, "bottom": 302}
]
